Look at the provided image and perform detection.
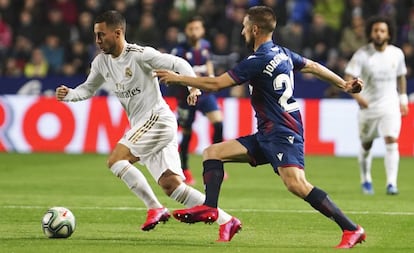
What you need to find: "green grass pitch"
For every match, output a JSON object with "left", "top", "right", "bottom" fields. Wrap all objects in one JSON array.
[{"left": 1, "top": 152, "right": 413, "bottom": 253}]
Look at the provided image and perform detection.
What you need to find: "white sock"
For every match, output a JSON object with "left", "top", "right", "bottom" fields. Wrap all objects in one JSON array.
[
  {"left": 384, "top": 143, "right": 399, "bottom": 187},
  {"left": 110, "top": 160, "right": 163, "bottom": 209},
  {"left": 170, "top": 183, "right": 232, "bottom": 225},
  {"left": 358, "top": 147, "right": 372, "bottom": 183}
]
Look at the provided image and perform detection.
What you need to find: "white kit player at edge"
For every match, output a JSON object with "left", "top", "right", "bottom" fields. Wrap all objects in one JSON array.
[
  {"left": 55, "top": 10, "right": 242, "bottom": 242},
  {"left": 344, "top": 15, "right": 409, "bottom": 195}
]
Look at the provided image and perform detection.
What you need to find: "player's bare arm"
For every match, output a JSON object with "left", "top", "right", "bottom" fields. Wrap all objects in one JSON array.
[
  {"left": 397, "top": 75, "right": 409, "bottom": 116},
  {"left": 155, "top": 70, "right": 235, "bottom": 92},
  {"left": 301, "top": 59, "right": 363, "bottom": 94},
  {"left": 56, "top": 85, "right": 69, "bottom": 101}
]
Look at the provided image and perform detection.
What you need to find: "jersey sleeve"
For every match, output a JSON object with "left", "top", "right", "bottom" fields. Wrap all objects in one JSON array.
[
  {"left": 142, "top": 46, "right": 196, "bottom": 77},
  {"left": 227, "top": 57, "right": 258, "bottom": 85},
  {"left": 62, "top": 57, "right": 105, "bottom": 102},
  {"left": 344, "top": 49, "right": 363, "bottom": 77},
  {"left": 396, "top": 48, "right": 407, "bottom": 77},
  {"left": 288, "top": 49, "right": 306, "bottom": 71}
]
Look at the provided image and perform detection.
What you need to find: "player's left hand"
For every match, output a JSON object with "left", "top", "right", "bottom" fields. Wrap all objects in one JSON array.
[
  {"left": 187, "top": 87, "right": 201, "bottom": 106},
  {"left": 344, "top": 78, "right": 363, "bottom": 93}
]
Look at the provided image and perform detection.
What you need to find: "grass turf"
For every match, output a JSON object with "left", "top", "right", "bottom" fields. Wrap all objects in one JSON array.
[{"left": 0, "top": 153, "right": 413, "bottom": 253}]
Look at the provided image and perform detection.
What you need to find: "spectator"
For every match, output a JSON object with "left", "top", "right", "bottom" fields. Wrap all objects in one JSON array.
[
  {"left": 340, "top": 0, "right": 378, "bottom": 30},
  {"left": 61, "top": 40, "right": 90, "bottom": 76},
  {"left": 313, "top": 0, "right": 345, "bottom": 32},
  {"left": 8, "top": 35, "right": 33, "bottom": 68},
  {"left": 129, "top": 12, "right": 161, "bottom": 47},
  {"left": 0, "top": 0, "right": 16, "bottom": 28},
  {"left": 43, "top": 8, "right": 70, "bottom": 47},
  {"left": 158, "top": 25, "right": 182, "bottom": 53},
  {"left": 303, "top": 13, "right": 337, "bottom": 66},
  {"left": 24, "top": 47, "right": 49, "bottom": 78},
  {"left": 110, "top": 0, "right": 140, "bottom": 27},
  {"left": 278, "top": 19, "right": 305, "bottom": 54},
  {"left": 339, "top": 15, "right": 367, "bottom": 60},
  {"left": 1, "top": 56, "right": 23, "bottom": 77},
  {"left": 15, "top": 9, "right": 41, "bottom": 46},
  {"left": 73, "top": 11, "right": 95, "bottom": 46},
  {"left": 49, "top": 0, "right": 78, "bottom": 26},
  {"left": 40, "top": 34, "right": 64, "bottom": 75},
  {"left": 218, "top": 6, "right": 249, "bottom": 59},
  {"left": 0, "top": 13, "right": 12, "bottom": 57},
  {"left": 286, "top": 0, "right": 313, "bottom": 30},
  {"left": 196, "top": 0, "right": 225, "bottom": 38},
  {"left": 80, "top": 0, "right": 103, "bottom": 16},
  {"left": 261, "top": 0, "right": 288, "bottom": 27},
  {"left": 211, "top": 32, "right": 240, "bottom": 76},
  {"left": 21, "top": 0, "right": 47, "bottom": 26},
  {"left": 174, "top": 0, "right": 197, "bottom": 22}
]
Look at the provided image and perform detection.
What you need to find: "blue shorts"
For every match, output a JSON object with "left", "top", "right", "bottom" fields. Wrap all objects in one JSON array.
[
  {"left": 236, "top": 132, "right": 305, "bottom": 174},
  {"left": 177, "top": 93, "right": 220, "bottom": 128}
]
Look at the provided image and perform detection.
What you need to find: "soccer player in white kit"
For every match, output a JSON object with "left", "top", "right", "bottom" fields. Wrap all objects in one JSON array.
[
  {"left": 55, "top": 10, "right": 241, "bottom": 241},
  {"left": 344, "top": 15, "right": 409, "bottom": 195}
]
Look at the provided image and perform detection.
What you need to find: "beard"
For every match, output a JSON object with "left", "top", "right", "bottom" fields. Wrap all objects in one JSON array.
[
  {"left": 245, "top": 37, "right": 255, "bottom": 52},
  {"left": 372, "top": 38, "right": 388, "bottom": 48},
  {"left": 101, "top": 42, "right": 116, "bottom": 55}
]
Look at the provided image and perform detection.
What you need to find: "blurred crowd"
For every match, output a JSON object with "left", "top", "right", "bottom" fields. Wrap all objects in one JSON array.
[{"left": 1, "top": 0, "right": 414, "bottom": 97}]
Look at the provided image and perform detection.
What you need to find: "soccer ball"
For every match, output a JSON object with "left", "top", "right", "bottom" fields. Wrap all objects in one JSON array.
[{"left": 41, "top": 207, "right": 76, "bottom": 238}]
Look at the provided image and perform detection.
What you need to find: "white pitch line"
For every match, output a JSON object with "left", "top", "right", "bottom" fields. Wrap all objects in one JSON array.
[{"left": 2, "top": 205, "right": 414, "bottom": 216}]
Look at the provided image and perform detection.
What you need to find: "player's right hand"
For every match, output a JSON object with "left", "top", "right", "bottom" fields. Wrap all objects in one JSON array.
[
  {"left": 56, "top": 85, "right": 69, "bottom": 101},
  {"left": 187, "top": 87, "right": 202, "bottom": 106}
]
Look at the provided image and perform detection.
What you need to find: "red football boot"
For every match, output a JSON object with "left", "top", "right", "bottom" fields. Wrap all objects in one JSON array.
[
  {"left": 335, "top": 225, "right": 366, "bottom": 248},
  {"left": 141, "top": 207, "right": 170, "bottom": 231},
  {"left": 173, "top": 205, "right": 218, "bottom": 224},
  {"left": 217, "top": 217, "right": 242, "bottom": 242}
]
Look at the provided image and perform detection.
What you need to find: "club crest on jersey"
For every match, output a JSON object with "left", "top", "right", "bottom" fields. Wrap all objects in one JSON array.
[{"left": 125, "top": 67, "right": 132, "bottom": 78}]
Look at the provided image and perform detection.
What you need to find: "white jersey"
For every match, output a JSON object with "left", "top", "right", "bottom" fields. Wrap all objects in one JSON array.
[
  {"left": 63, "top": 42, "right": 196, "bottom": 126},
  {"left": 345, "top": 43, "right": 407, "bottom": 116}
]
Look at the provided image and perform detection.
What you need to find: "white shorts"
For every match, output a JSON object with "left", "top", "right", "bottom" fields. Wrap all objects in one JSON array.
[
  {"left": 119, "top": 109, "right": 184, "bottom": 182},
  {"left": 358, "top": 110, "right": 401, "bottom": 143}
]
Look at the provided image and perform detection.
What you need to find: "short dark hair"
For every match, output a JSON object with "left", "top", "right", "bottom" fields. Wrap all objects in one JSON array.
[
  {"left": 95, "top": 10, "right": 126, "bottom": 32},
  {"left": 246, "top": 6, "right": 276, "bottom": 34},
  {"left": 365, "top": 15, "right": 395, "bottom": 43},
  {"left": 186, "top": 15, "right": 204, "bottom": 25}
]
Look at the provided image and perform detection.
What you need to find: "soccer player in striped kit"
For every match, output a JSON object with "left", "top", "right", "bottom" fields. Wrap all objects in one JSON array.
[
  {"left": 56, "top": 10, "right": 240, "bottom": 242},
  {"left": 156, "top": 6, "right": 366, "bottom": 248}
]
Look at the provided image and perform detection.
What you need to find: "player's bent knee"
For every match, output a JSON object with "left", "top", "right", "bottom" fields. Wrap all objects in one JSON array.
[{"left": 202, "top": 145, "right": 221, "bottom": 160}]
